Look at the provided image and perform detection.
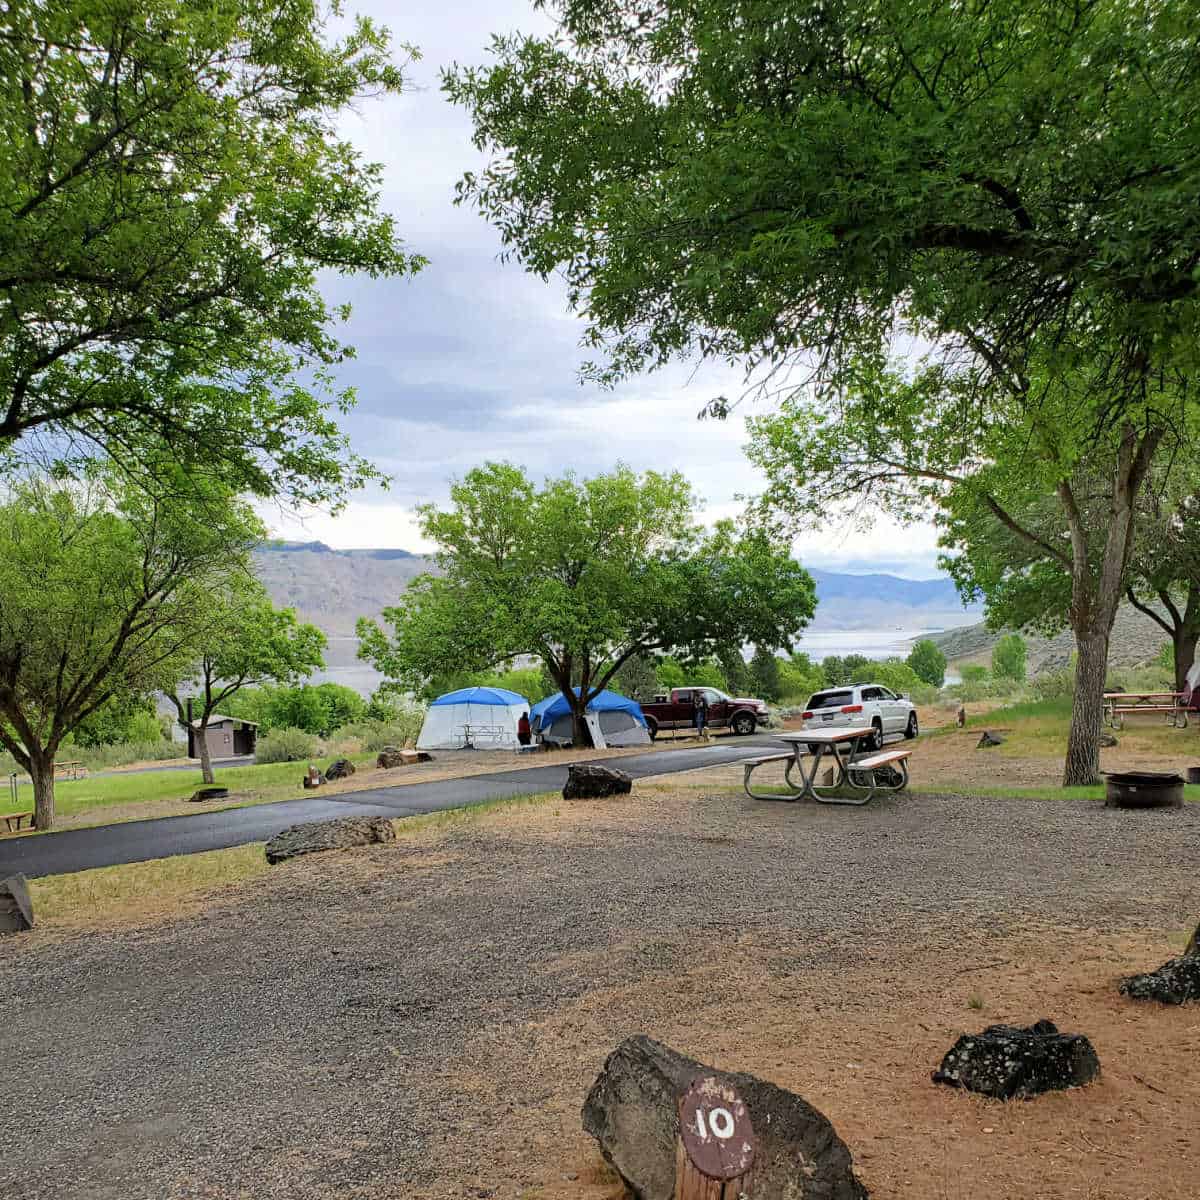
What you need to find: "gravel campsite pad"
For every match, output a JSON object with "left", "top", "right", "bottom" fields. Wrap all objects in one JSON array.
[{"left": 2, "top": 770, "right": 1199, "bottom": 1199}]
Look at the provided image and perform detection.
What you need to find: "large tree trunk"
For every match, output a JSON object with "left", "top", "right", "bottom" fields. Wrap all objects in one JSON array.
[
  {"left": 1175, "top": 626, "right": 1200, "bottom": 691},
  {"left": 1064, "top": 628, "right": 1110, "bottom": 787},
  {"left": 195, "top": 720, "right": 215, "bottom": 785},
  {"left": 30, "top": 749, "right": 56, "bottom": 830}
]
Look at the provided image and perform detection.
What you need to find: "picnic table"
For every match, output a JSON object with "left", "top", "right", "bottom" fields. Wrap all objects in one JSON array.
[
  {"left": 54, "top": 760, "right": 86, "bottom": 780},
  {"left": 741, "top": 728, "right": 913, "bottom": 806},
  {"left": 1103, "top": 692, "right": 1189, "bottom": 730}
]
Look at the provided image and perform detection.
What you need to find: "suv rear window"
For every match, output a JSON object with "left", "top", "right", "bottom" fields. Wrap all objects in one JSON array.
[{"left": 807, "top": 690, "right": 853, "bottom": 710}]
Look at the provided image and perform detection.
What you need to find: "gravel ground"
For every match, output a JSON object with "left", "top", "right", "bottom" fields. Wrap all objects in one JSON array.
[{"left": 1, "top": 772, "right": 1197, "bottom": 1199}]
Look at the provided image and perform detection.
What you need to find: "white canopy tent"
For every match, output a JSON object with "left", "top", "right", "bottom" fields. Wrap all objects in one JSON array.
[{"left": 416, "top": 686, "right": 530, "bottom": 751}]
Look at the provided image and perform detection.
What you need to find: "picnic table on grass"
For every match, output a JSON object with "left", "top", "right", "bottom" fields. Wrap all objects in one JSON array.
[
  {"left": 1103, "top": 692, "right": 1189, "bottom": 730},
  {"left": 741, "top": 728, "right": 912, "bottom": 806}
]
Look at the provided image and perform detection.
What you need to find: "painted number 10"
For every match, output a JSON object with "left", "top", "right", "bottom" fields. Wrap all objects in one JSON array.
[{"left": 693, "top": 1105, "right": 736, "bottom": 1141}]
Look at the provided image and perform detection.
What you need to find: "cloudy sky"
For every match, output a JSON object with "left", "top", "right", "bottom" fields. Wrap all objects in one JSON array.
[{"left": 269, "top": 0, "right": 944, "bottom": 578}]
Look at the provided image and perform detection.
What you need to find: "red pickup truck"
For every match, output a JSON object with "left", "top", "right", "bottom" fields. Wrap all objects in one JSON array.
[{"left": 639, "top": 687, "right": 771, "bottom": 739}]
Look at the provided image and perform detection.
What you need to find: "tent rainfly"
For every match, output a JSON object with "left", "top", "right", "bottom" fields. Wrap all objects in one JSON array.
[
  {"left": 416, "top": 686, "right": 530, "bottom": 750},
  {"left": 530, "top": 688, "right": 651, "bottom": 747}
]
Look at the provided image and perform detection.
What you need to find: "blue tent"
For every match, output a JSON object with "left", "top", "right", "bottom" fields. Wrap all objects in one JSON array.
[
  {"left": 418, "top": 686, "right": 530, "bottom": 749},
  {"left": 430, "top": 686, "right": 527, "bottom": 708},
  {"left": 531, "top": 688, "right": 650, "bottom": 746}
]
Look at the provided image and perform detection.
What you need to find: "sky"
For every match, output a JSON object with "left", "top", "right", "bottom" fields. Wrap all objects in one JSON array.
[{"left": 267, "top": 0, "right": 946, "bottom": 579}]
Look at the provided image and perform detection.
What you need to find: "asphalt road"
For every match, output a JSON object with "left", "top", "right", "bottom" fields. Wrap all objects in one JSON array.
[{"left": 0, "top": 740, "right": 776, "bottom": 879}]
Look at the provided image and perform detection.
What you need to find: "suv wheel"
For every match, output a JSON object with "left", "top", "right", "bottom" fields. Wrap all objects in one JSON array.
[
  {"left": 905, "top": 712, "right": 919, "bottom": 740},
  {"left": 732, "top": 712, "right": 756, "bottom": 736},
  {"left": 870, "top": 718, "right": 884, "bottom": 751}
]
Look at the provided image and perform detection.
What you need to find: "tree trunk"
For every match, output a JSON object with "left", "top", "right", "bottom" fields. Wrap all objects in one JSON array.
[
  {"left": 196, "top": 721, "right": 215, "bottom": 785},
  {"left": 1175, "top": 627, "right": 1200, "bottom": 692},
  {"left": 570, "top": 702, "right": 591, "bottom": 748},
  {"left": 1064, "top": 629, "right": 1110, "bottom": 787},
  {"left": 30, "top": 750, "right": 56, "bottom": 830}
]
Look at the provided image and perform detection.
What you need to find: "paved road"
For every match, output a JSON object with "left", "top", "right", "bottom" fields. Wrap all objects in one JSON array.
[{"left": 0, "top": 740, "right": 775, "bottom": 878}]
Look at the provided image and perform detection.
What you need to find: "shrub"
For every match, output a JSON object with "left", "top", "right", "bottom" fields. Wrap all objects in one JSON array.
[
  {"left": 960, "top": 663, "right": 988, "bottom": 684},
  {"left": 906, "top": 639, "right": 947, "bottom": 687},
  {"left": 992, "top": 633, "right": 1028, "bottom": 682},
  {"left": 1031, "top": 667, "right": 1075, "bottom": 701},
  {"left": 850, "top": 657, "right": 934, "bottom": 703},
  {"left": 255, "top": 726, "right": 320, "bottom": 763}
]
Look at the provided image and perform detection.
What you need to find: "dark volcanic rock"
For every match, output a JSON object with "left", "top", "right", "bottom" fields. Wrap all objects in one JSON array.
[
  {"left": 1098, "top": 732, "right": 1119, "bottom": 748},
  {"left": 976, "top": 731, "right": 1006, "bottom": 748},
  {"left": 265, "top": 816, "right": 396, "bottom": 865},
  {"left": 932, "top": 1019, "right": 1100, "bottom": 1100},
  {"left": 1120, "top": 948, "right": 1200, "bottom": 1005},
  {"left": 0, "top": 873, "right": 34, "bottom": 934},
  {"left": 325, "top": 758, "right": 356, "bottom": 782},
  {"left": 563, "top": 763, "right": 633, "bottom": 800},
  {"left": 582, "top": 1034, "right": 867, "bottom": 1200}
]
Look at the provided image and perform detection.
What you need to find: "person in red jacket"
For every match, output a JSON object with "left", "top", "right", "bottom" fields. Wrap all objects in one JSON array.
[{"left": 517, "top": 711, "right": 532, "bottom": 746}]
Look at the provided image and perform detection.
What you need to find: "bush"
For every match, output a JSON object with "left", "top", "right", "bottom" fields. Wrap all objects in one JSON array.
[
  {"left": 960, "top": 664, "right": 988, "bottom": 684},
  {"left": 1030, "top": 667, "right": 1074, "bottom": 701},
  {"left": 343, "top": 711, "right": 427, "bottom": 752},
  {"left": 992, "top": 633, "right": 1028, "bottom": 682},
  {"left": 906, "top": 639, "right": 947, "bottom": 687},
  {"left": 850, "top": 658, "right": 935, "bottom": 703},
  {"left": 255, "top": 726, "right": 320, "bottom": 763}
]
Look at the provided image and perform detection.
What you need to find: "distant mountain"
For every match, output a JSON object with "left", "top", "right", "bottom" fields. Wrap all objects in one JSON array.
[
  {"left": 252, "top": 545, "right": 982, "bottom": 640},
  {"left": 252, "top": 542, "right": 433, "bottom": 638}
]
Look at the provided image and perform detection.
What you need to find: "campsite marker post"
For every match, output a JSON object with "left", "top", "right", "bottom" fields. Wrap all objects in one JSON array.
[{"left": 675, "top": 1076, "right": 756, "bottom": 1199}]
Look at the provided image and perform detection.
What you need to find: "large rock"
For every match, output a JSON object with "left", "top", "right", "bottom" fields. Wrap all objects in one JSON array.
[
  {"left": 563, "top": 763, "right": 633, "bottom": 800},
  {"left": 0, "top": 873, "right": 34, "bottom": 934},
  {"left": 325, "top": 758, "right": 356, "bottom": 782},
  {"left": 265, "top": 816, "right": 396, "bottom": 865},
  {"left": 976, "top": 731, "right": 1005, "bottom": 748},
  {"left": 582, "top": 1035, "right": 867, "bottom": 1200},
  {"left": 932, "top": 1019, "right": 1100, "bottom": 1099},
  {"left": 1120, "top": 928, "right": 1200, "bottom": 1005},
  {"left": 377, "top": 746, "right": 432, "bottom": 769}
]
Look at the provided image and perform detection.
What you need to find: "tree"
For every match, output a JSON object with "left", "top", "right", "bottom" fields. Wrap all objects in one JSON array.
[
  {"left": 850, "top": 658, "right": 925, "bottom": 698},
  {"left": 749, "top": 646, "right": 782, "bottom": 702},
  {"left": 1124, "top": 486, "right": 1200, "bottom": 691},
  {"left": 749, "top": 360, "right": 1193, "bottom": 786},
  {"left": 907, "top": 640, "right": 947, "bottom": 688},
  {"left": 449, "top": 0, "right": 1200, "bottom": 785},
  {"left": 991, "top": 635, "right": 1028, "bottom": 683},
  {"left": 448, "top": 2, "right": 1200, "bottom": 399},
  {"left": 357, "top": 463, "right": 816, "bottom": 744},
  {"left": 167, "top": 582, "right": 326, "bottom": 783},
  {"left": 0, "top": 471, "right": 261, "bottom": 828},
  {"left": 821, "top": 655, "right": 871, "bottom": 687},
  {"left": 0, "top": 0, "right": 422, "bottom": 503}
]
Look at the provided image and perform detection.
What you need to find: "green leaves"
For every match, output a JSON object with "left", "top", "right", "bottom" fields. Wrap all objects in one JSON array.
[
  {"left": 0, "top": 0, "right": 421, "bottom": 502},
  {"left": 357, "top": 463, "right": 816, "bottom": 715}
]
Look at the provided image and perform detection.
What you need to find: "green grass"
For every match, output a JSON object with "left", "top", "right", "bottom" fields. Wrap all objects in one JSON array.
[{"left": 0, "top": 751, "right": 378, "bottom": 827}]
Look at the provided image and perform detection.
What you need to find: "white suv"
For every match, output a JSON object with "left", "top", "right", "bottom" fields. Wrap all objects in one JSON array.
[{"left": 801, "top": 683, "right": 919, "bottom": 750}]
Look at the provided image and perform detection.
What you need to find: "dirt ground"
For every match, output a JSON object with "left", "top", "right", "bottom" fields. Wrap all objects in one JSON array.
[{"left": 3, "top": 761, "right": 1198, "bottom": 1200}]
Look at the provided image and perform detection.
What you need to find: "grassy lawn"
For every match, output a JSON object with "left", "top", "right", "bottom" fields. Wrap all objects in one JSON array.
[{"left": 0, "top": 751, "right": 379, "bottom": 830}]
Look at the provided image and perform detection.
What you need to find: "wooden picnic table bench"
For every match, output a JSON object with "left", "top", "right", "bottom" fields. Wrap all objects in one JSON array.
[
  {"left": 54, "top": 760, "right": 86, "bottom": 780},
  {"left": 1103, "top": 693, "right": 1189, "bottom": 730},
  {"left": 744, "top": 730, "right": 913, "bottom": 806},
  {"left": 1, "top": 810, "right": 33, "bottom": 833}
]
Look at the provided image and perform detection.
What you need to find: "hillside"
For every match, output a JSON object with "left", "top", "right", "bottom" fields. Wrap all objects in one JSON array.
[
  {"left": 931, "top": 604, "right": 1171, "bottom": 674},
  {"left": 252, "top": 545, "right": 983, "bottom": 640}
]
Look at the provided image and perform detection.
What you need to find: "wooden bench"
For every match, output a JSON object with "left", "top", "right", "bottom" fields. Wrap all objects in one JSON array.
[
  {"left": 742, "top": 752, "right": 798, "bottom": 798},
  {"left": 54, "top": 760, "right": 86, "bottom": 780},
  {"left": 1, "top": 810, "right": 33, "bottom": 833},
  {"left": 1106, "top": 704, "right": 1187, "bottom": 730},
  {"left": 847, "top": 747, "right": 913, "bottom": 792}
]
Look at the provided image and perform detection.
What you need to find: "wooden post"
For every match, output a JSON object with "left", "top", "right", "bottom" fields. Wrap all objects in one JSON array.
[{"left": 675, "top": 1077, "right": 755, "bottom": 1200}]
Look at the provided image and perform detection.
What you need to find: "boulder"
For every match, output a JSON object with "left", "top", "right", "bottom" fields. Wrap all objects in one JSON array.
[
  {"left": 976, "top": 731, "right": 1005, "bottom": 748},
  {"left": 582, "top": 1035, "right": 866, "bottom": 1200},
  {"left": 376, "top": 746, "right": 432, "bottom": 769},
  {"left": 563, "top": 763, "right": 633, "bottom": 800},
  {"left": 1120, "top": 940, "right": 1200, "bottom": 1004},
  {"left": 325, "top": 758, "right": 356, "bottom": 782},
  {"left": 0, "top": 873, "right": 34, "bottom": 934},
  {"left": 932, "top": 1019, "right": 1100, "bottom": 1099},
  {"left": 1098, "top": 732, "right": 1119, "bottom": 748},
  {"left": 265, "top": 816, "right": 396, "bottom": 865}
]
